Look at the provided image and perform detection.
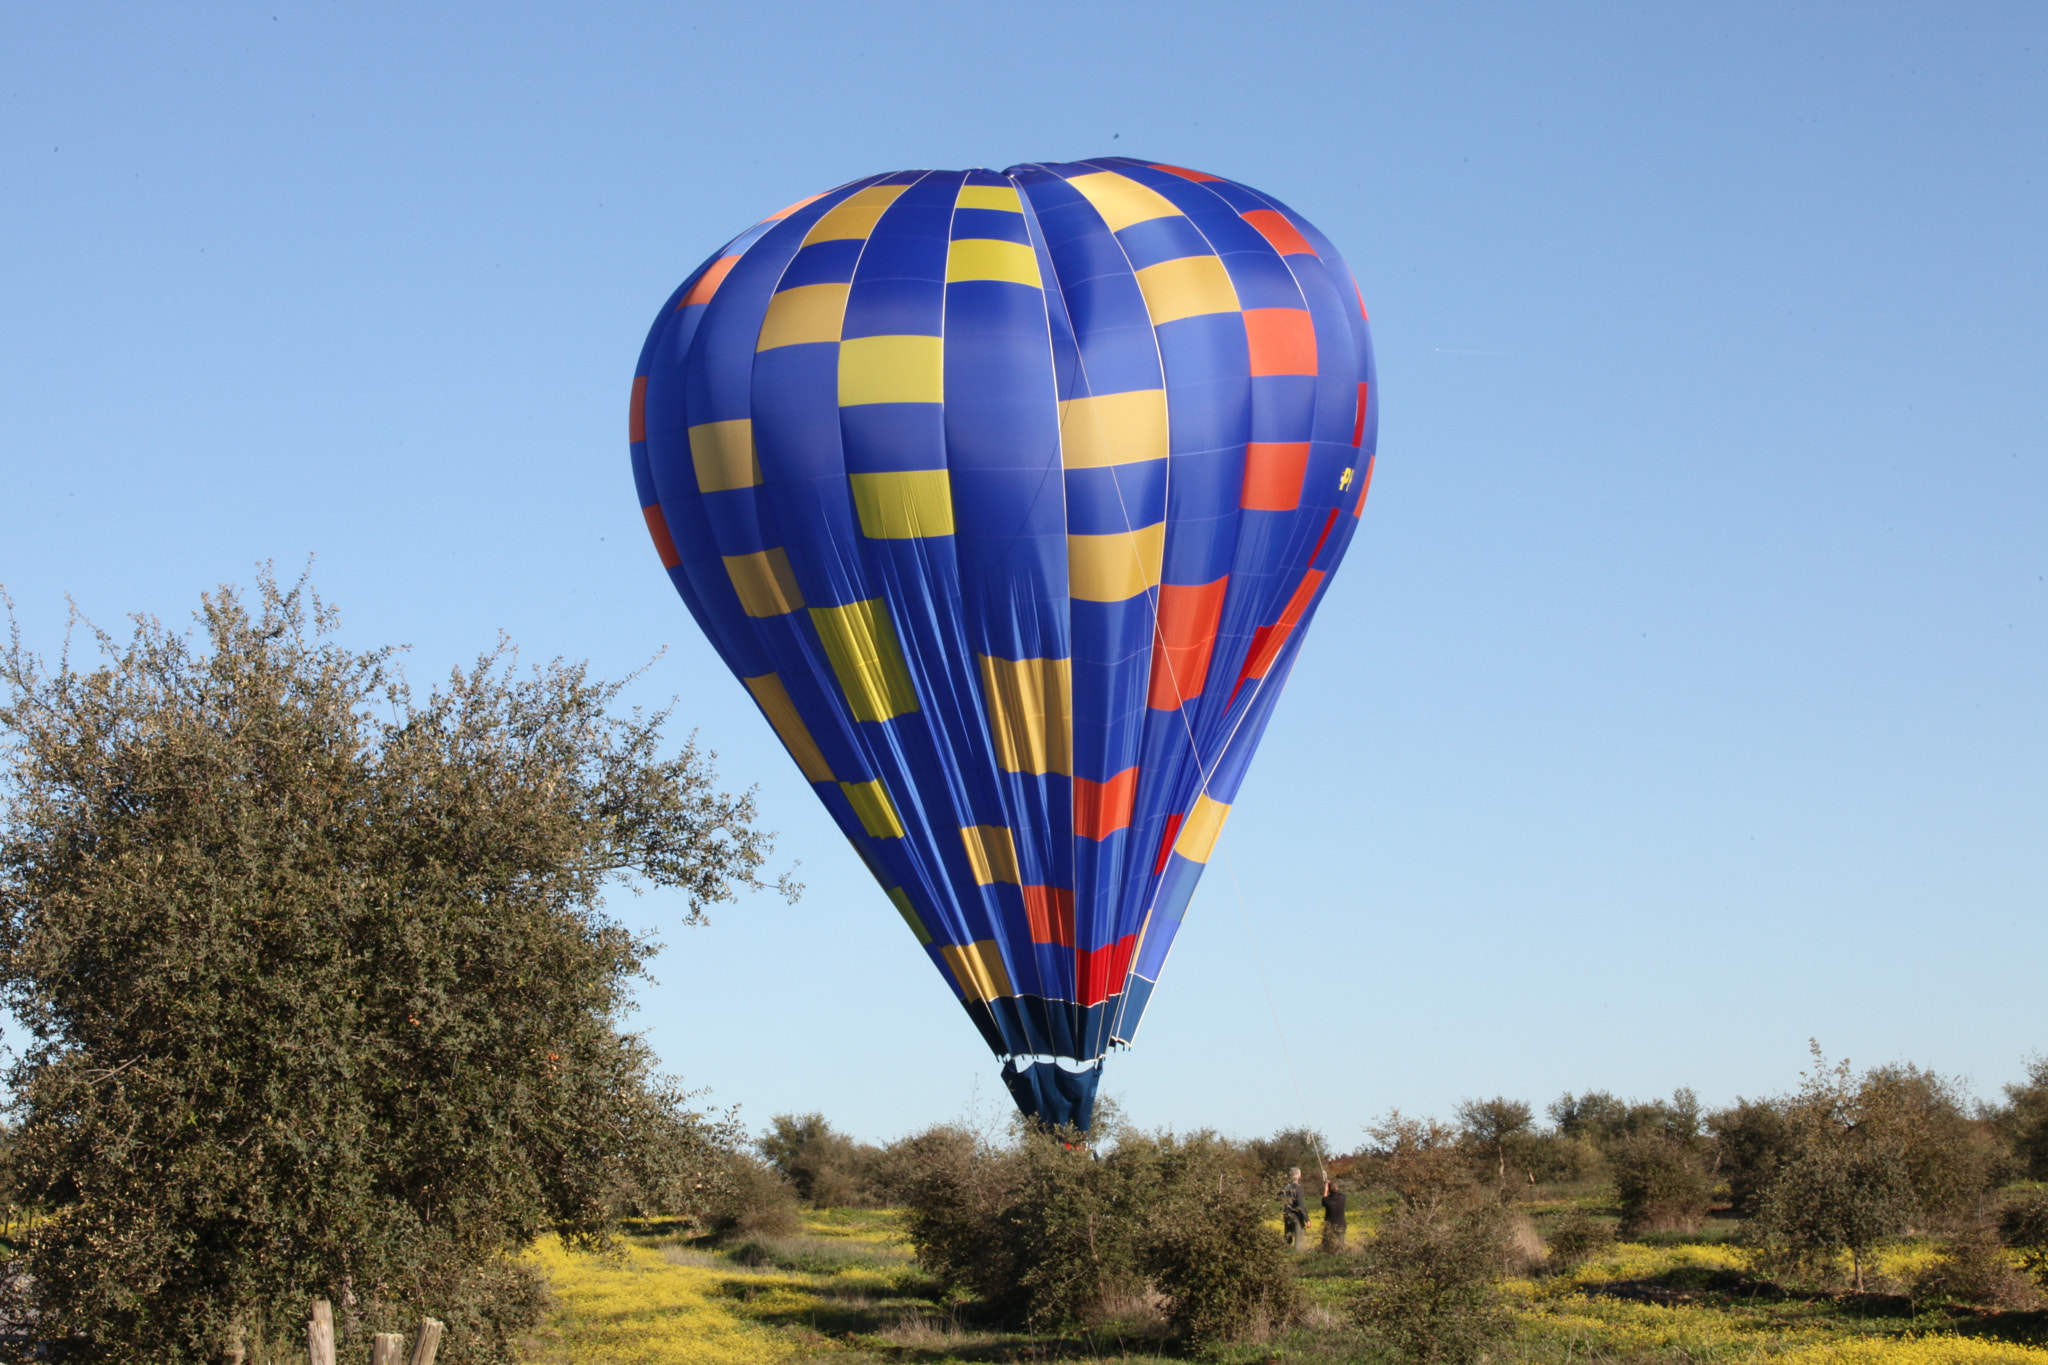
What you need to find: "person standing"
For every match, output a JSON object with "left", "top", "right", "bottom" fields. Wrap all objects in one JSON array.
[
  {"left": 1320, "top": 1175, "right": 1348, "bottom": 1251},
  {"left": 1281, "top": 1167, "right": 1309, "bottom": 1252}
]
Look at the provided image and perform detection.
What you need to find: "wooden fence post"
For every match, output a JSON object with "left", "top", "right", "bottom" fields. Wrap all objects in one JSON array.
[
  {"left": 306, "top": 1299, "right": 335, "bottom": 1365},
  {"left": 407, "top": 1318, "right": 445, "bottom": 1365},
  {"left": 369, "top": 1333, "right": 404, "bottom": 1365}
]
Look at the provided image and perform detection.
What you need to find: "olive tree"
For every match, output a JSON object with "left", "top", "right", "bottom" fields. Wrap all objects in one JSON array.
[{"left": 0, "top": 572, "right": 789, "bottom": 1362}]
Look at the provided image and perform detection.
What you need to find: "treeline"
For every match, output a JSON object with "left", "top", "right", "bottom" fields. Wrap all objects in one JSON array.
[{"left": 707, "top": 1047, "right": 2048, "bottom": 1350}]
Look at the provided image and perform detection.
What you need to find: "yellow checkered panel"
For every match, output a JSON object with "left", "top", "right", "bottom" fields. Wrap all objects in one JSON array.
[
  {"left": 946, "top": 239, "right": 1041, "bottom": 288},
  {"left": 839, "top": 335, "right": 944, "bottom": 405},
  {"left": 978, "top": 655, "right": 1073, "bottom": 776},
  {"left": 1065, "top": 171, "right": 1179, "bottom": 232},
  {"left": 756, "top": 283, "right": 850, "bottom": 351},
  {"left": 886, "top": 885, "right": 932, "bottom": 945},
  {"left": 809, "top": 598, "right": 920, "bottom": 722},
  {"left": 723, "top": 548, "right": 805, "bottom": 617},
  {"left": 849, "top": 470, "right": 954, "bottom": 539},
  {"left": 960, "top": 824, "right": 1023, "bottom": 886},
  {"left": 802, "top": 184, "right": 911, "bottom": 243},
  {"left": 742, "top": 673, "right": 834, "bottom": 782},
  {"left": 1173, "top": 794, "right": 1232, "bottom": 864},
  {"left": 1058, "top": 390, "right": 1169, "bottom": 469},
  {"left": 688, "top": 419, "right": 762, "bottom": 492},
  {"left": 839, "top": 778, "right": 906, "bottom": 839},
  {"left": 1133, "top": 256, "right": 1240, "bottom": 324},
  {"left": 941, "top": 940, "right": 1015, "bottom": 1003},
  {"left": 1067, "top": 523, "right": 1165, "bottom": 602}
]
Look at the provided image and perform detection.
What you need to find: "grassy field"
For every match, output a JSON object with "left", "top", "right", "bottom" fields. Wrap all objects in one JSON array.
[{"left": 515, "top": 1191, "right": 2048, "bottom": 1365}]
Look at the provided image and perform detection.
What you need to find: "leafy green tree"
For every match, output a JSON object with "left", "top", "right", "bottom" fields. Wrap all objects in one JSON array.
[
  {"left": 1548, "top": 1090, "right": 1630, "bottom": 1142},
  {"left": 1242, "top": 1125, "right": 1328, "bottom": 1187},
  {"left": 1454, "top": 1096, "right": 1533, "bottom": 1188},
  {"left": 0, "top": 573, "right": 785, "bottom": 1362},
  {"left": 1362, "top": 1110, "right": 1475, "bottom": 1213},
  {"left": 1856, "top": 1063, "right": 2004, "bottom": 1226},
  {"left": 758, "top": 1112, "right": 883, "bottom": 1207},
  {"left": 1746, "top": 1046, "right": 1917, "bottom": 1292}
]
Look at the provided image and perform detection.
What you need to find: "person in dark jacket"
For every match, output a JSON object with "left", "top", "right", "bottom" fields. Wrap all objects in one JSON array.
[
  {"left": 1320, "top": 1175, "right": 1348, "bottom": 1251},
  {"left": 1282, "top": 1168, "right": 1309, "bottom": 1251}
]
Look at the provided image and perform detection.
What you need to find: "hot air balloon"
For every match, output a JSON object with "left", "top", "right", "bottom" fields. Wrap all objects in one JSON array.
[{"left": 629, "top": 159, "right": 1377, "bottom": 1131}]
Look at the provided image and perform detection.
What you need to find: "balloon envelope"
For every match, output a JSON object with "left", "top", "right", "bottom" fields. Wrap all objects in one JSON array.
[{"left": 630, "top": 160, "right": 1377, "bottom": 1129}]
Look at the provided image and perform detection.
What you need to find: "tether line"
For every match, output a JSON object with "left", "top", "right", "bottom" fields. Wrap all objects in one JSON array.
[{"left": 1219, "top": 839, "right": 1327, "bottom": 1184}]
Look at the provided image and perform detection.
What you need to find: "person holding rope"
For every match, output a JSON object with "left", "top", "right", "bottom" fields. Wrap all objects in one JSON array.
[
  {"left": 1281, "top": 1168, "right": 1310, "bottom": 1252},
  {"left": 1320, "top": 1173, "right": 1348, "bottom": 1251}
]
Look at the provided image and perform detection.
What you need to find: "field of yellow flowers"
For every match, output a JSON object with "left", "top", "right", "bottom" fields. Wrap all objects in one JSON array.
[{"left": 517, "top": 1205, "right": 2048, "bottom": 1365}]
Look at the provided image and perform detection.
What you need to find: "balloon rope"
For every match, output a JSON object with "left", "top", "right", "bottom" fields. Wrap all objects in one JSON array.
[{"left": 1219, "top": 840, "right": 1328, "bottom": 1186}]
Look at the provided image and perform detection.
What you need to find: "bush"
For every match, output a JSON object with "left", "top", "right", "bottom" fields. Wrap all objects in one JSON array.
[
  {"left": 2002, "top": 1191, "right": 2048, "bottom": 1290},
  {"left": 1242, "top": 1127, "right": 1329, "bottom": 1188},
  {"left": 1710, "top": 1097, "right": 1796, "bottom": 1217},
  {"left": 896, "top": 1124, "right": 1026, "bottom": 1318},
  {"left": 897, "top": 1122, "right": 1296, "bottom": 1344},
  {"left": 1518, "top": 1133, "right": 1604, "bottom": 1185},
  {"left": 1551, "top": 1089, "right": 1701, "bottom": 1150},
  {"left": 1139, "top": 1137, "right": 1299, "bottom": 1346},
  {"left": 1999, "top": 1057, "right": 2048, "bottom": 1180},
  {"left": 1910, "top": 1222, "right": 2040, "bottom": 1310},
  {"left": 704, "top": 1152, "right": 801, "bottom": 1239},
  {"left": 1454, "top": 1097, "right": 1534, "bottom": 1187},
  {"left": 1351, "top": 1200, "right": 1514, "bottom": 1365},
  {"left": 1361, "top": 1111, "right": 1477, "bottom": 1213},
  {"left": 1609, "top": 1134, "right": 1712, "bottom": 1235},
  {"left": 758, "top": 1113, "right": 886, "bottom": 1207},
  {"left": 1547, "top": 1208, "right": 1616, "bottom": 1268}
]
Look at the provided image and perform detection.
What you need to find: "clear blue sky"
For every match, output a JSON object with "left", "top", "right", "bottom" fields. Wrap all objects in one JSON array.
[{"left": 3, "top": 2, "right": 2042, "bottom": 1146}]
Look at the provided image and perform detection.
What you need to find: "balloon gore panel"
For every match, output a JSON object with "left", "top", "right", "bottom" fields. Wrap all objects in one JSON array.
[{"left": 631, "top": 160, "right": 1378, "bottom": 1132}]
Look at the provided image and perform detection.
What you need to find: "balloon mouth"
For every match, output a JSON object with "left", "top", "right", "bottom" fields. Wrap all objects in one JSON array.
[
  {"left": 1005, "top": 1055, "right": 1101, "bottom": 1072},
  {"left": 1001, "top": 1055, "right": 1105, "bottom": 1132}
]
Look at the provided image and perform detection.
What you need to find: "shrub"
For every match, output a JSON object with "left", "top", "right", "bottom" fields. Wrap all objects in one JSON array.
[
  {"left": 1518, "top": 1133, "right": 1604, "bottom": 1185},
  {"left": 1350, "top": 1200, "right": 1514, "bottom": 1365},
  {"left": 896, "top": 1124, "right": 1026, "bottom": 1318},
  {"left": 1546, "top": 1208, "right": 1616, "bottom": 1268},
  {"left": 704, "top": 1153, "right": 801, "bottom": 1239},
  {"left": 1243, "top": 1127, "right": 1329, "bottom": 1188},
  {"left": 1609, "top": 1134, "right": 1712, "bottom": 1235},
  {"left": 1710, "top": 1097, "right": 1796, "bottom": 1217},
  {"left": 999, "top": 1126, "right": 1153, "bottom": 1329},
  {"left": 1998, "top": 1056, "right": 2048, "bottom": 1180},
  {"left": 758, "top": 1112, "right": 887, "bottom": 1207},
  {"left": 1911, "top": 1222, "right": 2040, "bottom": 1310},
  {"left": 2002, "top": 1191, "right": 2048, "bottom": 1290},
  {"left": 897, "top": 1122, "right": 1296, "bottom": 1344},
  {"left": 1551, "top": 1089, "right": 1701, "bottom": 1149},
  {"left": 1139, "top": 1136, "right": 1299, "bottom": 1345}
]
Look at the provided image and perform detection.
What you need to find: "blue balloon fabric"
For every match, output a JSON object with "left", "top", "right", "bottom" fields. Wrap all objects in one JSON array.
[{"left": 630, "top": 160, "right": 1377, "bottom": 1131}]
